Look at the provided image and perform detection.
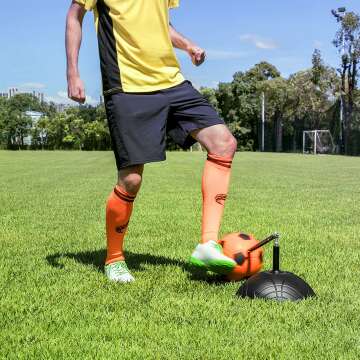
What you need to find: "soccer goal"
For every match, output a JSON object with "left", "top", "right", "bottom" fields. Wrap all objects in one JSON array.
[{"left": 303, "top": 130, "right": 335, "bottom": 155}]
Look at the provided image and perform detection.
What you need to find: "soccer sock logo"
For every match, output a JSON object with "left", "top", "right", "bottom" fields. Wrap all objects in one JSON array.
[
  {"left": 106, "top": 186, "right": 136, "bottom": 264},
  {"left": 116, "top": 221, "right": 129, "bottom": 234},
  {"left": 215, "top": 194, "right": 227, "bottom": 205},
  {"left": 202, "top": 153, "right": 233, "bottom": 243}
]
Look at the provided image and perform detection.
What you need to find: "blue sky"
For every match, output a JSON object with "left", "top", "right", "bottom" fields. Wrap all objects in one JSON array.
[{"left": 0, "top": 0, "right": 359, "bottom": 105}]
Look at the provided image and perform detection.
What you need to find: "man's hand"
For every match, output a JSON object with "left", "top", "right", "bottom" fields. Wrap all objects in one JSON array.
[
  {"left": 187, "top": 45, "right": 206, "bottom": 66},
  {"left": 66, "top": 2, "right": 86, "bottom": 103},
  {"left": 68, "top": 76, "right": 86, "bottom": 104},
  {"left": 169, "top": 23, "right": 206, "bottom": 66}
]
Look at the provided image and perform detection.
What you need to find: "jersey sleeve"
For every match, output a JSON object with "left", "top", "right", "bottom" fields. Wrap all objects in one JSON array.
[
  {"left": 168, "top": 0, "right": 179, "bottom": 9},
  {"left": 74, "top": 0, "right": 97, "bottom": 11}
]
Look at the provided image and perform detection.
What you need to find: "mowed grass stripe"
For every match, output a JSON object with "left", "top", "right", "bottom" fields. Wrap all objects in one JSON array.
[{"left": 0, "top": 151, "right": 359, "bottom": 359}]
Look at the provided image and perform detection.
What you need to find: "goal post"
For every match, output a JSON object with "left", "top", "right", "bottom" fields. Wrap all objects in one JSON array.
[{"left": 303, "top": 130, "right": 335, "bottom": 155}]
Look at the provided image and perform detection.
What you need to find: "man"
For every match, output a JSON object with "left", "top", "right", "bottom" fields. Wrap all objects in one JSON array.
[{"left": 66, "top": 0, "right": 237, "bottom": 283}]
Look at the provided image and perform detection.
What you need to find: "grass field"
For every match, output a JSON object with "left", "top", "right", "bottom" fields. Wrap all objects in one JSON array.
[{"left": 1, "top": 151, "right": 360, "bottom": 359}]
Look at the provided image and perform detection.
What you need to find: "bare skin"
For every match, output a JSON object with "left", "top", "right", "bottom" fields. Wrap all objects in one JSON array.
[
  {"left": 169, "top": 23, "right": 206, "bottom": 66},
  {"left": 65, "top": 1, "right": 237, "bottom": 194},
  {"left": 66, "top": 2, "right": 86, "bottom": 103}
]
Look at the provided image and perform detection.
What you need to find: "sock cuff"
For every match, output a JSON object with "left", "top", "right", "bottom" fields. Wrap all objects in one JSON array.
[
  {"left": 207, "top": 153, "right": 233, "bottom": 168},
  {"left": 114, "top": 185, "right": 136, "bottom": 203}
]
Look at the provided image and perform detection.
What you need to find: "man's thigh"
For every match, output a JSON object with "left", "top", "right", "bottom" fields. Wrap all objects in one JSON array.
[
  {"left": 105, "top": 92, "right": 169, "bottom": 170},
  {"left": 191, "top": 124, "right": 233, "bottom": 149},
  {"left": 164, "top": 81, "right": 225, "bottom": 149}
]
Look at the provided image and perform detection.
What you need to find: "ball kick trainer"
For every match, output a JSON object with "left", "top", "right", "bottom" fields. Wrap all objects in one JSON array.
[{"left": 237, "top": 233, "right": 316, "bottom": 302}]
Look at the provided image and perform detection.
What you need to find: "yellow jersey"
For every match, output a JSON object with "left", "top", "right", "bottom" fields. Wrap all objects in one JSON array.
[{"left": 75, "top": 0, "right": 185, "bottom": 94}]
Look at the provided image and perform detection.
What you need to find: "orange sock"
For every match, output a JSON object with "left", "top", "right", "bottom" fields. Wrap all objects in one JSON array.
[
  {"left": 201, "top": 153, "right": 233, "bottom": 243},
  {"left": 105, "top": 185, "right": 136, "bottom": 265}
]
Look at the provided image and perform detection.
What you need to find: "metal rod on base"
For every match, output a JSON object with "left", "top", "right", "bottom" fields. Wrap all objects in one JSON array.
[
  {"left": 247, "top": 232, "right": 279, "bottom": 254},
  {"left": 236, "top": 232, "right": 316, "bottom": 301},
  {"left": 273, "top": 236, "right": 280, "bottom": 272}
]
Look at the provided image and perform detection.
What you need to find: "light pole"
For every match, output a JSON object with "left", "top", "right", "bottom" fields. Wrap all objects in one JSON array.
[
  {"left": 331, "top": 7, "right": 346, "bottom": 154},
  {"left": 261, "top": 92, "right": 265, "bottom": 152}
]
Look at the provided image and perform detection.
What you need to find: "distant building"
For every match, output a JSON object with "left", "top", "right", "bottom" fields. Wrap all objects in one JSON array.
[
  {"left": 9, "top": 88, "right": 19, "bottom": 98},
  {"left": 1, "top": 88, "right": 45, "bottom": 103},
  {"left": 29, "top": 91, "right": 44, "bottom": 103},
  {"left": 23, "top": 111, "right": 45, "bottom": 146},
  {"left": 55, "top": 103, "right": 74, "bottom": 113},
  {"left": 26, "top": 111, "right": 43, "bottom": 122}
]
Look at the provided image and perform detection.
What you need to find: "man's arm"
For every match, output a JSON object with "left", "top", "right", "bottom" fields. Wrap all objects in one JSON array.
[
  {"left": 169, "top": 23, "right": 206, "bottom": 66},
  {"left": 66, "top": 1, "right": 87, "bottom": 103}
]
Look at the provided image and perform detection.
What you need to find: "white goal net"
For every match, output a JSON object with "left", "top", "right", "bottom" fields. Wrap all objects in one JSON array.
[{"left": 303, "top": 130, "right": 335, "bottom": 155}]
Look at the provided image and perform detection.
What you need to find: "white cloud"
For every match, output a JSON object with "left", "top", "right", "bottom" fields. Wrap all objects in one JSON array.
[
  {"left": 45, "top": 91, "right": 73, "bottom": 105},
  {"left": 240, "top": 34, "right": 279, "bottom": 50},
  {"left": 45, "top": 90, "right": 99, "bottom": 106},
  {"left": 57, "top": 91, "right": 69, "bottom": 100},
  {"left": 85, "top": 95, "right": 99, "bottom": 106},
  {"left": 18, "top": 82, "right": 46, "bottom": 90}
]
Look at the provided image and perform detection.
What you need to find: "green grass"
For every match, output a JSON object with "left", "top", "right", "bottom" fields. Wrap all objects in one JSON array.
[{"left": 1, "top": 151, "right": 360, "bottom": 359}]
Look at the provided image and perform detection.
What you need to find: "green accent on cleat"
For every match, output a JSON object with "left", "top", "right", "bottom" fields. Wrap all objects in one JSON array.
[
  {"left": 189, "top": 240, "right": 236, "bottom": 275},
  {"left": 189, "top": 256, "right": 207, "bottom": 269},
  {"left": 206, "top": 259, "right": 236, "bottom": 275}
]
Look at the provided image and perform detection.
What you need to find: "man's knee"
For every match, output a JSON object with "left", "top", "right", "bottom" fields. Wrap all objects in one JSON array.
[
  {"left": 121, "top": 174, "right": 142, "bottom": 194},
  {"left": 118, "top": 165, "right": 144, "bottom": 195},
  {"left": 210, "top": 131, "right": 238, "bottom": 158},
  {"left": 194, "top": 125, "right": 238, "bottom": 158},
  {"left": 226, "top": 135, "right": 238, "bottom": 157}
]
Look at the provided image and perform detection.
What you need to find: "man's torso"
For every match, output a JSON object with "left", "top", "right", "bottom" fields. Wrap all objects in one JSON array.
[{"left": 77, "top": 0, "right": 185, "bottom": 94}]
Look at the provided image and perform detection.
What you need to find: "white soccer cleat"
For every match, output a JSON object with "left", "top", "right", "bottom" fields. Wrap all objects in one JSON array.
[
  {"left": 189, "top": 240, "right": 236, "bottom": 275},
  {"left": 105, "top": 261, "right": 135, "bottom": 283}
]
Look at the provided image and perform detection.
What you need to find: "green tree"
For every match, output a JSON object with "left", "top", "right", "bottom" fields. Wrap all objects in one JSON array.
[
  {"left": 216, "top": 62, "right": 281, "bottom": 151},
  {"left": 30, "top": 116, "right": 48, "bottom": 150},
  {"left": 7, "top": 93, "right": 42, "bottom": 113},
  {"left": 258, "top": 76, "right": 292, "bottom": 151},
  {"left": 288, "top": 70, "right": 332, "bottom": 129},
  {"left": 215, "top": 80, "right": 252, "bottom": 150},
  {"left": 43, "top": 112, "right": 83, "bottom": 150},
  {"left": 0, "top": 94, "right": 45, "bottom": 149},
  {"left": 200, "top": 87, "right": 220, "bottom": 113},
  {"left": 2, "top": 110, "right": 32, "bottom": 149},
  {"left": 42, "top": 113, "right": 65, "bottom": 149},
  {"left": 0, "top": 97, "right": 9, "bottom": 148},
  {"left": 333, "top": 10, "right": 360, "bottom": 154}
]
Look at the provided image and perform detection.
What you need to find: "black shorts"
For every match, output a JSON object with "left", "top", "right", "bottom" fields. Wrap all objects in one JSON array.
[{"left": 104, "top": 80, "right": 224, "bottom": 170}]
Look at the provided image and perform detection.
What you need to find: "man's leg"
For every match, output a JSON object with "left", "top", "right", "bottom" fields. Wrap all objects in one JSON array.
[
  {"left": 105, "top": 164, "right": 144, "bottom": 283},
  {"left": 190, "top": 124, "right": 238, "bottom": 273},
  {"left": 193, "top": 124, "right": 237, "bottom": 242},
  {"left": 159, "top": 81, "right": 237, "bottom": 273}
]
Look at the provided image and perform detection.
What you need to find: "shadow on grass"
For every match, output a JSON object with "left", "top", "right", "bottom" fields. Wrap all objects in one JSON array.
[{"left": 46, "top": 249, "right": 227, "bottom": 285}]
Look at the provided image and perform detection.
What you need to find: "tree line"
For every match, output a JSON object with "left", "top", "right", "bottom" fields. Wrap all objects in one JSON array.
[
  {"left": 200, "top": 9, "right": 360, "bottom": 155},
  {"left": 0, "top": 96, "right": 111, "bottom": 151},
  {"left": 0, "top": 9, "right": 359, "bottom": 154}
]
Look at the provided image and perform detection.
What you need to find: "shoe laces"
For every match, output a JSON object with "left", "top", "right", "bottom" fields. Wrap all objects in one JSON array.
[
  {"left": 209, "top": 241, "right": 223, "bottom": 253},
  {"left": 112, "top": 262, "right": 130, "bottom": 276}
]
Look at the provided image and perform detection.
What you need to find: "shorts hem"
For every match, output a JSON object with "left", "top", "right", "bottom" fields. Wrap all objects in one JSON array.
[
  {"left": 181, "top": 121, "right": 225, "bottom": 149},
  {"left": 116, "top": 156, "right": 166, "bottom": 170}
]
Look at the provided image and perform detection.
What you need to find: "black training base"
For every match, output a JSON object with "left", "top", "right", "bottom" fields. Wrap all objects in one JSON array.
[{"left": 237, "top": 271, "right": 316, "bottom": 302}]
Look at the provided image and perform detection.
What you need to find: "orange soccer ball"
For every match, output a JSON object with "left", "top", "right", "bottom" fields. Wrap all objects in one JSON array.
[{"left": 220, "top": 232, "right": 264, "bottom": 281}]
